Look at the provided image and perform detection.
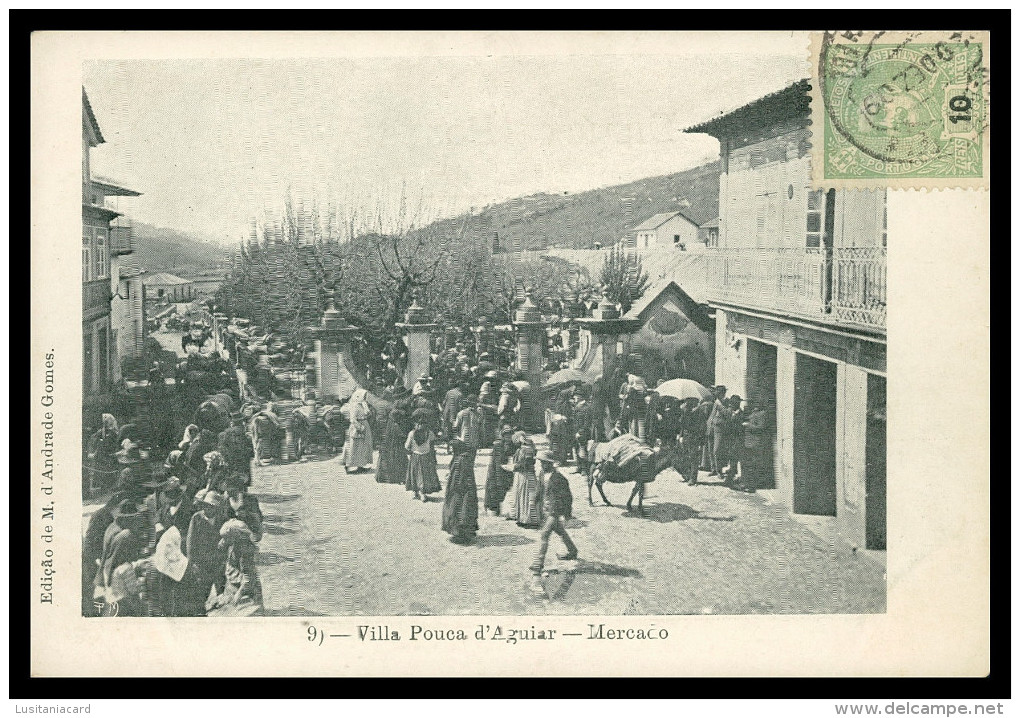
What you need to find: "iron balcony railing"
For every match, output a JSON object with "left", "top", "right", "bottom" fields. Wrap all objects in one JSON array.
[{"left": 705, "top": 246, "right": 886, "bottom": 331}]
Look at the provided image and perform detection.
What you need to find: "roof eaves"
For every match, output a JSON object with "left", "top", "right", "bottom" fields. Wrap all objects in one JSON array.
[
  {"left": 82, "top": 88, "right": 105, "bottom": 145},
  {"left": 683, "top": 79, "right": 811, "bottom": 137}
]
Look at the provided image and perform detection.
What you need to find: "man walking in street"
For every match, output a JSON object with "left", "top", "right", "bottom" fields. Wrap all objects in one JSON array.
[{"left": 529, "top": 450, "right": 578, "bottom": 575}]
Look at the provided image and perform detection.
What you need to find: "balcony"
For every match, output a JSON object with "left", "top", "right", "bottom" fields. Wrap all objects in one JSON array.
[
  {"left": 110, "top": 223, "right": 136, "bottom": 255},
  {"left": 83, "top": 279, "right": 112, "bottom": 319},
  {"left": 705, "top": 247, "right": 886, "bottom": 332}
]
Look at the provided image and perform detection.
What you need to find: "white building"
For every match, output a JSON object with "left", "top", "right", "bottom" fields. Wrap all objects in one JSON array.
[{"left": 629, "top": 210, "right": 701, "bottom": 250}]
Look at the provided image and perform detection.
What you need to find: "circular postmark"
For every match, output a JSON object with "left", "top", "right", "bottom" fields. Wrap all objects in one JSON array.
[{"left": 818, "top": 31, "right": 984, "bottom": 176}]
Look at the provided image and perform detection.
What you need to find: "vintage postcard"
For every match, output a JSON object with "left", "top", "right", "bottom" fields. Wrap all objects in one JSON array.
[{"left": 29, "top": 30, "right": 990, "bottom": 678}]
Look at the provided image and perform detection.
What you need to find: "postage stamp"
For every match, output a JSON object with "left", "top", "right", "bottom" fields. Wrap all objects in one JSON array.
[{"left": 810, "top": 31, "right": 990, "bottom": 189}]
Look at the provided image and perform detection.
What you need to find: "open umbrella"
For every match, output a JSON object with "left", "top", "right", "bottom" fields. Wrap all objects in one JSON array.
[
  {"left": 655, "top": 378, "right": 712, "bottom": 402},
  {"left": 545, "top": 367, "right": 595, "bottom": 387}
]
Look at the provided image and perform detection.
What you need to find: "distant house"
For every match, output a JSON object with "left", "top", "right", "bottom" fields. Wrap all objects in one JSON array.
[
  {"left": 143, "top": 272, "right": 195, "bottom": 302},
  {"left": 629, "top": 211, "right": 700, "bottom": 250},
  {"left": 698, "top": 217, "right": 720, "bottom": 248}
]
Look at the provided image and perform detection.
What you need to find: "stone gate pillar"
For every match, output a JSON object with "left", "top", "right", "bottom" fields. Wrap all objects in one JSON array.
[
  {"left": 575, "top": 293, "right": 641, "bottom": 436},
  {"left": 513, "top": 293, "right": 546, "bottom": 431},
  {"left": 396, "top": 298, "right": 437, "bottom": 390},
  {"left": 308, "top": 291, "right": 359, "bottom": 404}
]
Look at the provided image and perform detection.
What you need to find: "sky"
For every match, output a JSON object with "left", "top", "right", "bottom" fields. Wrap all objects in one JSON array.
[{"left": 84, "top": 50, "right": 806, "bottom": 244}]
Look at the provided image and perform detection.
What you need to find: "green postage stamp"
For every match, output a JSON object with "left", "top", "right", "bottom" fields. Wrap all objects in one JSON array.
[{"left": 811, "top": 31, "right": 990, "bottom": 188}]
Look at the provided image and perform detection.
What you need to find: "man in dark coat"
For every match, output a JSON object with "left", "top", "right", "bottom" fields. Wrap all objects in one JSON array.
[
  {"left": 218, "top": 413, "right": 254, "bottom": 485},
  {"left": 530, "top": 450, "right": 578, "bottom": 574},
  {"left": 441, "top": 383, "right": 464, "bottom": 443}
]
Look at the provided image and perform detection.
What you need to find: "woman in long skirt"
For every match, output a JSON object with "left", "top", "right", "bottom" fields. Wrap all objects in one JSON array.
[
  {"left": 483, "top": 426, "right": 515, "bottom": 515},
  {"left": 377, "top": 389, "right": 413, "bottom": 484},
  {"left": 442, "top": 439, "right": 479, "bottom": 544},
  {"left": 405, "top": 415, "right": 441, "bottom": 501},
  {"left": 341, "top": 389, "right": 375, "bottom": 473},
  {"left": 501, "top": 435, "right": 541, "bottom": 528}
]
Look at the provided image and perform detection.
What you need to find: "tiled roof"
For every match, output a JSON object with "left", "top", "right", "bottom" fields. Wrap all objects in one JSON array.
[
  {"left": 700, "top": 217, "right": 720, "bottom": 228},
  {"left": 143, "top": 272, "right": 193, "bottom": 286},
  {"left": 631, "top": 211, "right": 699, "bottom": 232},
  {"left": 683, "top": 79, "right": 811, "bottom": 137}
]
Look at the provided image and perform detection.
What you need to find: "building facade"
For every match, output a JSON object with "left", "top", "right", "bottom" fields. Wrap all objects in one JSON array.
[
  {"left": 621, "top": 279, "right": 715, "bottom": 387},
  {"left": 629, "top": 211, "right": 700, "bottom": 250},
  {"left": 685, "top": 80, "right": 887, "bottom": 551},
  {"left": 143, "top": 272, "right": 196, "bottom": 302}
]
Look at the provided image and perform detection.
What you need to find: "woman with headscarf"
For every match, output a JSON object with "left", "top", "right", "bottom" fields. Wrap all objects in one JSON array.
[
  {"left": 483, "top": 426, "right": 516, "bottom": 515},
  {"left": 341, "top": 388, "right": 375, "bottom": 473},
  {"left": 501, "top": 433, "right": 541, "bottom": 528},
  {"left": 442, "top": 438, "right": 480, "bottom": 544},
  {"left": 183, "top": 489, "right": 229, "bottom": 616},
  {"left": 377, "top": 386, "right": 413, "bottom": 484},
  {"left": 85, "top": 413, "right": 121, "bottom": 492},
  {"left": 405, "top": 410, "right": 441, "bottom": 501},
  {"left": 477, "top": 380, "right": 498, "bottom": 448},
  {"left": 201, "top": 450, "right": 229, "bottom": 493},
  {"left": 497, "top": 383, "right": 521, "bottom": 431}
]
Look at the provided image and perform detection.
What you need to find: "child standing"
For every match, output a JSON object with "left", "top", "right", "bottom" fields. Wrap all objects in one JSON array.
[{"left": 405, "top": 411, "right": 441, "bottom": 502}]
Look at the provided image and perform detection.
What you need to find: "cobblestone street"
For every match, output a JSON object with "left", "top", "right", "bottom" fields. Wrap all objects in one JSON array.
[{"left": 249, "top": 438, "right": 886, "bottom": 617}]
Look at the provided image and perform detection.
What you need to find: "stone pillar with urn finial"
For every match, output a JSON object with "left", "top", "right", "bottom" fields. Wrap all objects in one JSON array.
[
  {"left": 575, "top": 289, "right": 642, "bottom": 434},
  {"left": 307, "top": 288, "right": 360, "bottom": 404},
  {"left": 513, "top": 291, "right": 546, "bottom": 432},
  {"left": 395, "top": 296, "right": 437, "bottom": 390}
]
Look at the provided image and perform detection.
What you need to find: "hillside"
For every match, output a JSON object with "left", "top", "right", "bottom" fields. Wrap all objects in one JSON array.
[
  {"left": 450, "top": 160, "right": 720, "bottom": 252},
  {"left": 131, "top": 222, "right": 230, "bottom": 275}
]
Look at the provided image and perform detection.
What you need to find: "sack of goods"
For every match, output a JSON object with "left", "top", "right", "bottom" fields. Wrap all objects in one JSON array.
[{"left": 591, "top": 433, "right": 654, "bottom": 470}]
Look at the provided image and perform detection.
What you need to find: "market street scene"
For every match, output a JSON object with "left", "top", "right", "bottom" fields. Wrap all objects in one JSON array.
[{"left": 80, "top": 53, "right": 887, "bottom": 619}]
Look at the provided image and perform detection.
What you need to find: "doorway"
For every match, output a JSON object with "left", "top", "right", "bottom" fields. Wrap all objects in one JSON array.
[
  {"left": 745, "top": 339, "right": 777, "bottom": 489},
  {"left": 793, "top": 353, "right": 838, "bottom": 516},
  {"left": 865, "top": 373, "right": 887, "bottom": 550}
]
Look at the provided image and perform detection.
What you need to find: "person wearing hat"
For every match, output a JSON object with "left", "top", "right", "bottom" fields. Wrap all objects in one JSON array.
[
  {"left": 441, "top": 438, "right": 480, "bottom": 545},
  {"left": 723, "top": 395, "right": 746, "bottom": 486},
  {"left": 736, "top": 400, "right": 768, "bottom": 493},
  {"left": 81, "top": 467, "right": 152, "bottom": 614},
  {"left": 184, "top": 489, "right": 228, "bottom": 616},
  {"left": 706, "top": 387, "right": 735, "bottom": 479},
  {"left": 183, "top": 428, "right": 217, "bottom": 492},
  {"left": 529, "top": 450, "right": 578, "bottom": 574},
  {"left": 219, "top": 472, "right": 263, "bottom": 605},
  {"left": 94, "top": 497, "right": 150, "bottom": 611},
  {"left": 501, "top": 435, "right": 541, "bottom": 528},
  {"left": 676, "top": 398, "right": 704, "bottom": 485},
  {"left": 571, "top": 389, "right": 597, "bottom": 476},
  {"left": 377, "top": 385, "right": 413, "bottom": 484},
  {"left": 404, "top": 410, "right": 441, "bottom": 501}
]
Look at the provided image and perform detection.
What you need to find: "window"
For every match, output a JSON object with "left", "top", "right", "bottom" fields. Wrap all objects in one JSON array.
[
  {"left": 806, "top": 190, "right": 823, "bottom": 248},
  {"left": 674, "top": 234, "right": 681, "bottom": 245},
  {"left": 82, "top": 230, "right": 93, "bottom": 281},
  {"left": 94, "top": 229, "right": 108, "bottom": 279}
]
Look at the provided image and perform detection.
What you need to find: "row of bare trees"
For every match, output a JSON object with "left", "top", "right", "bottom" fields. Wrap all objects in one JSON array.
[{"left": 215, "top": 192, "right": 649, "bottom": 377}]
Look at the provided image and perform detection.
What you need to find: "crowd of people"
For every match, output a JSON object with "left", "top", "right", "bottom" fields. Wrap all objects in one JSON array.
[
  {"left": 83, "top": 313, "right": 773, "bottom": 616},
  {"left": 83, "top": 411, "right": 263, "bottom": 617}
]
